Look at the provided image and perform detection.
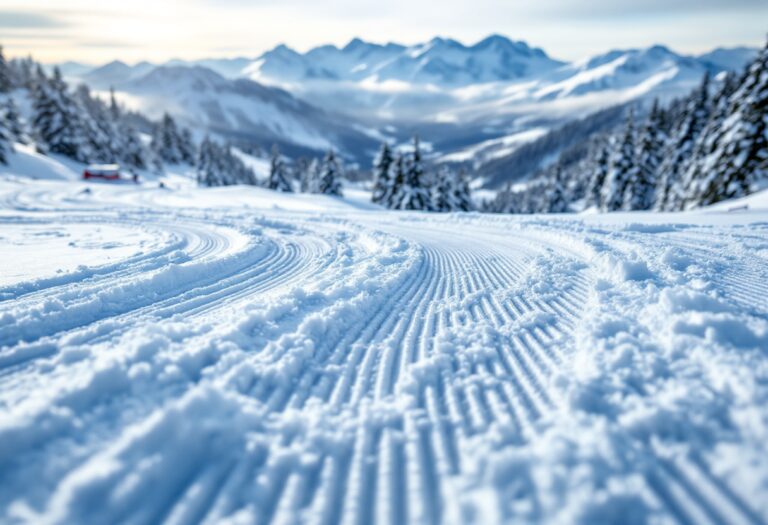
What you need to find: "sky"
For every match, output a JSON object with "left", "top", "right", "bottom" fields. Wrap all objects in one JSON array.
[{"left": 1, "top": 0, "right": 766, "bottom": 64}]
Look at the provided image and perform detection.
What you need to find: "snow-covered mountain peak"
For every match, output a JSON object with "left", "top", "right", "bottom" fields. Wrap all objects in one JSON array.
[
  {"left": 245, "top": 34, "right": 564, "bottom": 87},
  {"left": 127, "top": 65, "right": 228, "bottom": 92}
]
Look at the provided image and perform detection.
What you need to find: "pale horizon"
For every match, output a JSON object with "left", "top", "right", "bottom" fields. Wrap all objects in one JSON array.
[{"left": 1, "top": 0, "right": 766, "bottom": 65}]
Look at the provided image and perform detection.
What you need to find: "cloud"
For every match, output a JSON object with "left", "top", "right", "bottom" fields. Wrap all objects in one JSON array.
[{"left": 0, "top": 10, "right": 69, "bottom": 28}]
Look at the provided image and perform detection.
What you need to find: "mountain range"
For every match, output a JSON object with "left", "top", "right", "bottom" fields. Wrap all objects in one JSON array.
[{"left": 57, "top": 35, "right": 757, "bottom": 169}]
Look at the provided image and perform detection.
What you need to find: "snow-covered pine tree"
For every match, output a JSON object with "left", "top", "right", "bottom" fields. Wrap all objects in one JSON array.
[
  {"left": 2, "top": 98, "right": 27, "bottom": 144},
  {"left": 0, "top": 46, "right": 11, "bottom": 93},
  {"left": 0, "top": 109, "right": 10, "bottom": 164},
  {"left": 268, "top": 146, "right": 292, "bottom": 192},
  {"left": 624, "top": 100, "right": 664, "bottom": 210},
  {"left": 318, "top": 150, "right": 343, "bottom": 196},
  {"left": 545, "top": 163, "right": 569, "bottom": 213},
  {"left": 293, "top": 157, "right": 311, "bottom": 192},
  {"left": 386, "top": 153, "right": 406, "bottom": 208},
  {"left": 371, "top": 142, "right": 393, "bottom": 204},
  {"left": 431, "top": 165, "right": 453, "bottom": 212},
  {"left": 682, "top": 40, "right": 768, "bottom": 208},
  {"left": 392, "top": 136, "right": 431, "bottom": 210},
  {"left": 120, "top": 125, "right": 148, "bottom": 171},
  {"left": 601, "top": 111, "right": 638, "bottom": 211},
  {"left": 196, "top": 136, "right": 257, "bottom": 187},
  {"left": 74, "top": 84, "right": 116, "bottom": 164},
  {"left": 585, "top": 138, "right": 611, "bottom": 209},
  {"left": 304, "top": 158, "right": 320, "bottom": 193},
  {"left": 8, "top": 57, "right": 35, "bottom": 90},
  {"left": 31, "top": 67, "right": 87, "bottom": 161},
  {"left": 107, "top": 91, "right": 148, "bottom": 170},
  {"left": 654, "top": 72, "right": 711, "bottom": 210},
  {"left": 453, "top": 168, "right": 473, "bottom": 211},
  {"left": 151, "top": 113, "right": 195, "bottom": 165},
  {"left": 197, "top": 136, "right": 218, "bottom": 186}
]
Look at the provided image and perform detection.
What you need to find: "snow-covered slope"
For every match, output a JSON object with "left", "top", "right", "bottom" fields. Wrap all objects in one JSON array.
[
  {"left": 112, "top": 65, "right": 378, "bottom": 161},
  {"left": 534, "top": 45, "right": 711, "bottom": 100},
  {"left": 1, "top": 157, "right": 768, "bottom": 524}
]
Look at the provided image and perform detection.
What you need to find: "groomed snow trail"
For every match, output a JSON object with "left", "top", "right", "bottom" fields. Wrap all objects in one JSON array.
[{"left": 1, "top": 180, "right": 768, "bottom": 525}]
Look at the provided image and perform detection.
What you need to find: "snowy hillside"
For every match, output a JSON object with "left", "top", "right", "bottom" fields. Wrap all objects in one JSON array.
[
  {"left": 56, "top": 37, "right": 756, "bottom": 166},
  {"left": 110, "top": 65, "right": 378, "bottom": 162},
  {"left": 2, "top": 141, "right": 768, "bottom": 523}
]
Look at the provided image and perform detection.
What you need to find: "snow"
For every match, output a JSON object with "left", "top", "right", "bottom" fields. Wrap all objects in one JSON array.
[
  {"left": 239, "top": 38, "right": 750, "bottom": 126},
  {"left": 2, "top": 158, "right": 768, "bottom": 524}
]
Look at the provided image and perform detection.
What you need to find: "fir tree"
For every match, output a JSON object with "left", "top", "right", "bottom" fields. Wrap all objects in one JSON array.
[
  {"left": 655, "top": 72, "right": 711, "bottom": 210},
  {"left": 0, "top": 110, "right": 10, "bottom": 164},
  {"left": 431, "top": 166, "right": 453, "bottom": 212},
  {"left": 151, "top": 113, "right": 195, "bottom": 165},
  {"left": 0, "top": 45, "right": 11, "bottom": 93},
  {"left": 683, "top": 40, "right": 768, "bottom": 208},
  {"left": 318, "top": 150, "right": 343, "bottom": 196},
  {"left": 601, "top": 111, "right": 638, "bottom": 211},
  {"left": 624, "top": 100, "right": 663, "bottom": 210},
  {"left": 74, "top": 84, "right": 116, "bottom": 163},
  {"left": 453, "top": 169, "right": 473, "bottom": 211},
  {"left": 387, "top": 153, "right": 406, "bottom": 208},
  {"left": 197, "top": 137, "right": 219, "bottom": 186},
  {"left": 268, "top": 146, "right": 292, "bottom": 192},
  {"left": 585, "top": 140, "right": 610, "bottom": 209},
  {"left": 197, "top": 136, "right": 257, "bottom": 187},
  {"left": 304, "top": 158, "right": 320, "bottom": 193},
  {"left": 392, "top": 136, "right": 431, "bottom": 210},
  {"left": 2, "top": 98, "right": 26, "bottom": 144},
  {"left": 545, "top": 163, "right": 569, "bottom": 213},
  {"left": 31, "top": 67, "right": 86, "bottom": 161},
  {"left": 371, "top": 142, "right": 394, "bottom": 204}
]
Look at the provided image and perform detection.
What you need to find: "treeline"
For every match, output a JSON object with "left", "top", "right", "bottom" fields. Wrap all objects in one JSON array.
[
  {"left": 489, "top": 39, "right": 767, "bottom": 213},
  {"left": 0, "top": 46, "right": 262, "bottom": 186},
  {"left": 265, "top": 148, "right": 344, "bottom": 196},
  {"left": 478, "top": 104, "right": 627, "bottom": 189},
  {"left": 371, "top": 137, "right": 472, "bottom": 212}
]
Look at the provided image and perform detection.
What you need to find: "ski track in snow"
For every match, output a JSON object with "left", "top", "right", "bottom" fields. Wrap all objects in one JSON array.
[{"left": 1, "top": 181, "right": 768, "bottom": 525}]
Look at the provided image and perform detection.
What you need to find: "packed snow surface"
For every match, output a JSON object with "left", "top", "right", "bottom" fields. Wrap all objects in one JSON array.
[{"left": 1, "top": 177, "right": 768, "bottom": 525}]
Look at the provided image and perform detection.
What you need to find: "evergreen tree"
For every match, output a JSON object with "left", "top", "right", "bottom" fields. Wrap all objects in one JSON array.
[
  {"left": 318, "top": 150, "right": 343, "bottom": 196},
  {"left": 431, "top": 166, "right": 453, "bottom": 212},
  {"left": 392, "top": 136, "right": 431, "bottom": 210},
  {"left": 2, "top": 98, "right": 26, "bottom": 144},
  {"left": 151, "top": 113, "right": 195, "bottom": 165},
  {"left": 585, "top": 139, "right": 610, "bottom": 209},
  {"left": 294, "top": 157, "right": 311, "bottom": 192},
  {"left": 0, "top": 45, "right": 11, "bottom": 93},
  {"left": 683, "top": 41, "right": 768, "bottom": 208},
  {"left": 372, "top": 142, "right": 394, "bottom": 204},
  {"left": 31, "top": 67, "right": 87, "bottom": 161},
  {"left": 545, "top": 163, "right": 569, "bottom": 213},
  {"left": 601, "top": 111, "right": 638, "bottom": 211},
  {"left": 387, "top": 153, "right": 406, "bottom": 208},
  {"left": 268, "top": 146, "right": 292, "bottom": 192},
  {"left": 197, "top": 136, "right": 257, "bottom": 187},
  {"left": 120, "top": 124, "right": 148, "bottom": 171},
  {"left": 453, "top": 169, "right": 473, "bottom": 211},
  {"left": 74, "top": 84, "right": 116, "bottom": 163},
  {"left": 197, "top": 137, "right": 219, "bottom": 186},
  {"left": 0, "top": 110, "right": 10, "bottom": 164},
  {"left": 624, "top": 100, "right": 664, "bottom": 210},
  {"left": 655, "top": 72, "right": 711, "bottom": 210},
  {"left": 304, "top": 158, "right": 320, "bottom": 193}
]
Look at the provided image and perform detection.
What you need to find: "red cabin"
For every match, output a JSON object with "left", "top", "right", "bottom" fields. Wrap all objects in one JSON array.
[{"left": 83, "top": 164, "right": 139, "bottom": 183}]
